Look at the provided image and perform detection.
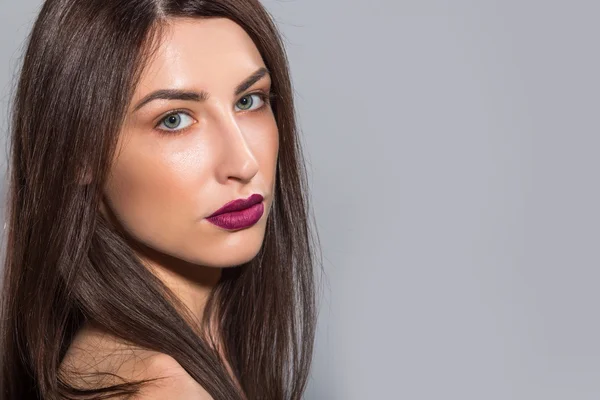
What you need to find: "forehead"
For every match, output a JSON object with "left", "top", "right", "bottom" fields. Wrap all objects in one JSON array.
[{"left": 133, "top": 17, "right": 265, "bottom": 97}]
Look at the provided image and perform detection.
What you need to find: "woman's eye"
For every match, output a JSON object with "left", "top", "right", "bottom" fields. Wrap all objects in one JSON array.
[
  {"left": 157, "top": 112, "right": 195, "bottom": 132},
  {"left": 235, "top": 93, "right": 265, "bottom": 112}
]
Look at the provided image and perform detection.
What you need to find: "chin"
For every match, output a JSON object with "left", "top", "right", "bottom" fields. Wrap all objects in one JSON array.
[
  {"left": 193, "top": 245, "right": 263, "bottom": 268},
  {"left": 186, "top": 228, "right": 267, "bottom": 268}
]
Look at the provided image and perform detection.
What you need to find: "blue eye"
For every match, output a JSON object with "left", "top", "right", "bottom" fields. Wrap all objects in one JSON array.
[
  {"left": 235, "top": 93, "right": 266, "bottom": 112},
  {"left": 157, "top": 111, "right": 195, "bottom": 132}
]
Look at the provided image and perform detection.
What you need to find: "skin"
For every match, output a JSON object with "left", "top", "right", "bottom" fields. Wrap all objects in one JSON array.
[
  {"left": 101, "top": 16, "right": 279, "bottom": 321},
  {"left": 61, "top": 17, "right": 278, "bottom": 396}
]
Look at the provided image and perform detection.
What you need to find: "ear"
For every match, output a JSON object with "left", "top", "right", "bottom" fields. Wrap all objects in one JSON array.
[
  {"left": 77, "top": 164, "right": 93, "bottom": 185},
  {"left": 79, "top": 171, "right": 93, "bottom": 185},
  {"left": 98, "top": 196, "right": 109, "bottom": 219}
]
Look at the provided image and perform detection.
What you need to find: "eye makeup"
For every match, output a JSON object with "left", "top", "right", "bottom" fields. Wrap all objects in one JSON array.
[{"left": 152, "top": 89, "right": 274, "bottom": 135}]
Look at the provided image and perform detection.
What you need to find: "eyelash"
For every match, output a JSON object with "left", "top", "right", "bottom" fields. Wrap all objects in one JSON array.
[{"left": 154, "top": 90, "right": 275, "bottom": 135}]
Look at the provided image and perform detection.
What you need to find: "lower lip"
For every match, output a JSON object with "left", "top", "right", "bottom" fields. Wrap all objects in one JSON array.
[{"left": 206, "top": 202, "right": 264, "bottom": 230}]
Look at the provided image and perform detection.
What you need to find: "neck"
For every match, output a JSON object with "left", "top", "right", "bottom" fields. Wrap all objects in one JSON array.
[{"left": 132, "top": 241, "right": 223, "bottom": 326}]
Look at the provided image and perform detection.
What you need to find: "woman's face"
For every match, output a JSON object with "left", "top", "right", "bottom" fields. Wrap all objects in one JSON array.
[{"left": 101, "top": 17, "right": 279, "bottom": 268}]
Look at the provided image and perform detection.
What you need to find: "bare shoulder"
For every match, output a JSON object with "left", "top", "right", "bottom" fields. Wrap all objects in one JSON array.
[
  {"left": 59, "top": 323, "right": 213, "bottom": 399},
  {"left": 132, "top": 353, "right": 214, "bottom": 399}
]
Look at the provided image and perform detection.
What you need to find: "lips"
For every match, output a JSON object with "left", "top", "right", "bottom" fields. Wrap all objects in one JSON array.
[
  {"left": 207, "top": 193, "right": 264, "bottom": 218},
  {"left": 206, "top": 193, "right": 265, "bottom": 231}
]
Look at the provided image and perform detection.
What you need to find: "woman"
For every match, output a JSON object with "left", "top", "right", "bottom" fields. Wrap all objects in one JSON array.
[{"left": 0, "top": 0, "right": 320, "bottom": 399}]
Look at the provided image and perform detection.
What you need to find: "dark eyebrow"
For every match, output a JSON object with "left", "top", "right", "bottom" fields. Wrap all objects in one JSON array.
[
  {"left": 133, "top": 90, "right": 209, "bottom": 112},
  {"left": 234, "top": 67, "right": 269, "bottom": 96},
  {"left": 132, "top": 67, "right": 270, "bottom": 112}
]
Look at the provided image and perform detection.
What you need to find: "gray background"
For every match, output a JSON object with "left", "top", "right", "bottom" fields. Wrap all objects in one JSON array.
[{"left": 2, "top": 1, "right": 600, "bottom": 399}]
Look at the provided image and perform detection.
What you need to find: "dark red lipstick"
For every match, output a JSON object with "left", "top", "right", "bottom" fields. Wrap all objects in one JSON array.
[{"left": 206, "top": 193, "right": 264, "bottom": 230}]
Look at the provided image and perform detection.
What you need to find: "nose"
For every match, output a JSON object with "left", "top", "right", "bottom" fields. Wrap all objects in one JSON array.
[{"left": 214, "top": 112, "right": 259, "bottom": 184}]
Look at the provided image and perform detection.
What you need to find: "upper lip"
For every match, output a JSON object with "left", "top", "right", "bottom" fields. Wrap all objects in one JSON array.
[{"left": 207, "top": 193, "right": 264, "bottom": 218}]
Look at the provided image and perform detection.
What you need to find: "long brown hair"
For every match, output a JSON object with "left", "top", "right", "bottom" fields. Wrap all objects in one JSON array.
[{"left": 0, "top": 0, "right": 320, "bottom": 399}]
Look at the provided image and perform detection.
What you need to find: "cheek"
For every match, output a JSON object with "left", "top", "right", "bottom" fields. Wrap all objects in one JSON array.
[{"left": 103, "top": 136, "right": 210, "bottom": 246}]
